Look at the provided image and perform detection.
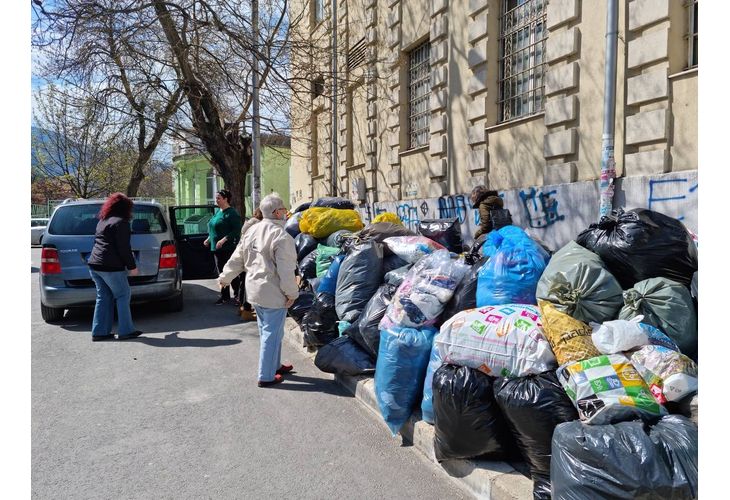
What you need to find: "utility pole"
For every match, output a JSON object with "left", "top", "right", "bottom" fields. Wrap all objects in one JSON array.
[{"left": 251, "top": 0, "right": 262, "bottom": 210}]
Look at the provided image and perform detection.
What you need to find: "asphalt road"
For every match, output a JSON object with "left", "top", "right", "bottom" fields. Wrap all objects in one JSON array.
[{"left": 30, "top": 248, "right": 470, "bottom": 499}]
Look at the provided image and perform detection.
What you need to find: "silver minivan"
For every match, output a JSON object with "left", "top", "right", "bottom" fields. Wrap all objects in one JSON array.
[{"left": 38, "top": 200, "right": 220, "bottom": 322}]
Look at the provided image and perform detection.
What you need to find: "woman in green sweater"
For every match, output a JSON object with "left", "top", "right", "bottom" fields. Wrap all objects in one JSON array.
[{"left": 204, "top": 189, "right": 242, "bottom": 305}]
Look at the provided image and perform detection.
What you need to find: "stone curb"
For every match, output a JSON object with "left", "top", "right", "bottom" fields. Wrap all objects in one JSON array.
[{"left": 284, "top": 318, "right": 533, "bottom": 500}]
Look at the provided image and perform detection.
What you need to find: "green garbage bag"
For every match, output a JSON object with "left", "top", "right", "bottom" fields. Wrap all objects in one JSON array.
[
  {"left": 315, "top": 244, "right": 341, "bottom": 277},
  {"left": 620, "top": 277, "right": 698, "bottom": 359},
  {"left": 536, "top": 241, "right": 623, "bottom": 324}
]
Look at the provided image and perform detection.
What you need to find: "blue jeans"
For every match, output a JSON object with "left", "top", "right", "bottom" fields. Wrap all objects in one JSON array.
[
  {"left": 253, "top": 306, "right": 287, "bottom": 382},
  {"left": 89, "top": 269, "right": 136, "bottom": 337}
]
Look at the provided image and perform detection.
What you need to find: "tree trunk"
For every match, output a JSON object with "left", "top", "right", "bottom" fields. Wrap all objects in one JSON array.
[
  {"left": 126, "top": 159, "right": 147, "bottom": 197},
  {"left": 213, "top": 139, "right": 251, "bottom": 218},
  {"left": 153, "top": 0, "right": 252, "bottom": 217}
]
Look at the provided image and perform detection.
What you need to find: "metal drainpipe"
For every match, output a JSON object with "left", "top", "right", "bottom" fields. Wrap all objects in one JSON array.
[
  {"left": 331, "top": 0, "right": 338, "bottom": 197},
  {"left": 599, "top": 0, "right": 619, "bottom": 219},
  {"left": 252, "top": 0, "right": 261, "bottom": 210}
]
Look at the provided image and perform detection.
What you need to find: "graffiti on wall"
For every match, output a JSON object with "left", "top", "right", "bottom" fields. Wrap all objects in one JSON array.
[
  {"left": 437, "top": 195, "right": 469, "bottom": 224},
  {"left": 518, "top": 187, "right": 565, "bottom": 228},
  {"left": 647, "top": 177, "right": 698, "bottom": 222},
  {"left": 396, "top": 203, "right": 421, "bottom": 232},
  {"left": 350, "top": 170, "right": 696, "bottom": 252}
]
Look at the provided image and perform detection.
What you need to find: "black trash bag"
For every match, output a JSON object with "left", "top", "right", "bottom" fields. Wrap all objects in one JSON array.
[
  {"left": 314, "top": 335, "right": 375, "bottom": 376},
  {"left": 349, "top": 283, "right": 397, "bottom": 358},
  {"left": 649, "top": 415, "right": 699, "bottom": 498},
  {"left": 493, "top": 371, "right": 578, "bottom": 500},
  {"left": 356, "top": 222, "right": 415, "bottom": 245},
  {"left": 308, "top": 277, "right": 321, "bottom": 293},
  {"left": 293, "top": 201, "right": 311, "bottom": 213},
  {"left": 326, "top": 229, "right": 354, "bottom": 248},
  {"left": 335, "top": 241, "right": 385, "bottom": 323},
  {"left": 340, "top": 319, "right": 365, "bottom": 353},
  {"left": 576, "top": 208, "right": 698, "bottom": 289},
  {"left": 383, "top": 253, "right": 410, "bottom": 274},
  {"left": 288, "top": 289, "right": 315, "bottom": 326},
  {"left": 418, "top": 218, "right": 464, "bottom": 254},
  {"left": 298, "top": 249, "right": 318, "bottom": 280},
  {"left": 440, "top": 256, "right": 488, "bottom": 325},
  {"left": 285, "top": 212, "right": 303, "bottom": 238},
  {"left": 432, "top": 364, "right": 516, "bottom": 462},
  {"left": 295, "top": 233, "right": 318, "bottom": 262},
  {"left": 384, "top": 264, "right": 412, "bottom": 287},
  {"left": 551, "top": 415, "right": 698, "bottom": 500},
  {"left": 469, "top": 233, "right": 489, "bottom": 260},
  {"left": 311, "top": 196, "right": 355, "bottom": 209},
  {"left": 302, "top": 292, "right": 339, "bottom": 347}
]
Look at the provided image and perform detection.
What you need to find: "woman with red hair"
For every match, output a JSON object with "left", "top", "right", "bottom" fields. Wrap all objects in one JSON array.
[{"left": 86, "top": 193, "right": 143, "bottom": 341}]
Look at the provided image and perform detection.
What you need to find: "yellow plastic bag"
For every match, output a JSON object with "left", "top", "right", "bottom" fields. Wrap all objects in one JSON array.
[
  {"left": 373, "top": 212, "right": 403, "bottom": 225},
  {"left": 299, "top": 207, "right": 364, "bottom": 239},
  {"left": 539, "top": 300, "right": 601, "bottom": 365}
]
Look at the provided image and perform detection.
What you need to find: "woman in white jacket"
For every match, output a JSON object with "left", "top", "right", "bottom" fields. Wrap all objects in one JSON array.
[
  {"left": 235, "top": 208, "right": 263, "bottom": 321},
  {"left": 218, "top": 194, "right": 299, "bottom": 387}
]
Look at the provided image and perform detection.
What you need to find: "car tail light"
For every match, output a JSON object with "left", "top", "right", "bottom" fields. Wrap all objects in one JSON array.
[
  {"left": 159, "top": 243, "right": 177, "bottom": 269},
  {"left": 41, "top": 247, "right": 62, "bottom": 274}
]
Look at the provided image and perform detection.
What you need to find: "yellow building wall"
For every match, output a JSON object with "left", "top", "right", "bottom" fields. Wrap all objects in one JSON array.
[{"left": 289, "top": 0, "right": 697, "bottom": 206}]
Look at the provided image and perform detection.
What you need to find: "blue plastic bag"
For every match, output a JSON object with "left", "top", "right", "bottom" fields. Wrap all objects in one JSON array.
[
  {"left": 420, "top": 340, "right": 443, "bottom": 425},
  {"left": 480, "top": 225, "right": 534, "bottom": 259},
  {"left": 375, "top": 326, "right": 437, "bottom": 436},
  {"left": 317, "top": 254, "right": 345, "bottom": 295},
  {"left": 476, "top": 228, "right": 550, "bottom": 306},
  {"left": 481, "top": 231, "right": 504, "bottom": 259}
]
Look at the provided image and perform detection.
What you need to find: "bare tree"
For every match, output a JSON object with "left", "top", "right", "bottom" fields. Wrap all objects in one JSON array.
[
  {"left": 32, "top": 84, "right": 130, "bottom": 198},
  {"left": 33, "top": 0, "right": 183, "bottom": 197},
  {"left": 32, "top": 0, "right": 325, "bottom": 213}
]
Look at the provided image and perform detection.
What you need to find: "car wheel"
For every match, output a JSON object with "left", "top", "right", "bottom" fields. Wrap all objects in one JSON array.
[
  {"left": 165, "top": 292, "right": 184, "bottom": 312},
  {"left": 41, "top": 303, "right": 64, "bottom": 322}
]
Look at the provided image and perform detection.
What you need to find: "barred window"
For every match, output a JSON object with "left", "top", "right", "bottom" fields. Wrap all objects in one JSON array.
[
  {"left": 312, "top": 75, "right": 325, "bottom": 100},
  {"left": 688, "top": 0, "right": 697, "bottom": 68},
  {"left": 409, "top": 41, "right": 431, "bottom": 149},
  {"left": 498, "top": 0, "right": 548, "bottom": 123}
]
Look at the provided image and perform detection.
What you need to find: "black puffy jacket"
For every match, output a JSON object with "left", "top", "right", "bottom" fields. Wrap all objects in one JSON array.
[{"left": 87, "top": 217, "right": 137, "bottom": 272}]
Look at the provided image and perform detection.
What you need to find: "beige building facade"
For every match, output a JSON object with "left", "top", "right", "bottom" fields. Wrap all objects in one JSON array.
[{"left": 289, "top": 0, "right": 697, "bottom": 241}]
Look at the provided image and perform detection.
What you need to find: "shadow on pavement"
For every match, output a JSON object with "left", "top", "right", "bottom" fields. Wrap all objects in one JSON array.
[
  {"left": 130, "top": 331, "right": 242, "bottom": 348},
  {"left": 58, "top": 282, "right": 244, "bottom": 334},
  {"left": 270, "top": 373, "right": 355, "bottom": 397}
]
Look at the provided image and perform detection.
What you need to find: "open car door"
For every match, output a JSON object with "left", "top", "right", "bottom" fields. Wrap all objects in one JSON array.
[{"left": 169, "top": 205, "right": 218, "bottom": 280}]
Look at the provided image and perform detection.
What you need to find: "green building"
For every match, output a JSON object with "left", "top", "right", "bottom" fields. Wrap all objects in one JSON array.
[{"left": 172, "top": 138, "right": 291, "bottom": 214}]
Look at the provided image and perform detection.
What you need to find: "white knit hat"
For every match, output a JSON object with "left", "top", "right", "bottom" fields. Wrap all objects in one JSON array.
[{"left": 260, "top": 193, "right": 286, "bottom": 219}]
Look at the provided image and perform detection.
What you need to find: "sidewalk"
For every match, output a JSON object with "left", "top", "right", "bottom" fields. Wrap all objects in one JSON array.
[{"left": 283, "top": 317, "right": 534, "bottom": 500}]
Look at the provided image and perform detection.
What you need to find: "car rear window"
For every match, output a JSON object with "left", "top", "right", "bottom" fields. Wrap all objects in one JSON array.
[{"left": 48, "top": 204, "right": 167, "bottom": 235}]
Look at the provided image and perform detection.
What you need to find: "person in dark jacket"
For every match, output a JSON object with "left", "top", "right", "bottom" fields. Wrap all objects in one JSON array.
[
  {"left": 470, "top": 186, "right": 504, "bottom": 239},
  {"left": 87, "top": 193, "right": 142, "bottom": 341},
  {"left": 204, "top": 189, "right": 243, "bottom": 305}
]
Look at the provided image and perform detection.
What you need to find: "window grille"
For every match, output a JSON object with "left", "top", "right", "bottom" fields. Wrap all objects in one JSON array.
[
  {"left": 409, "top": 41, "right": 431, "bottom": 149},
  {"left": 206, "top": 169, "right": 214, "bottom": 204},
  {"left": 347, "top": 37, "right": 368, "bottom": 71},
  {"left": 498, "top": 0, "right": 548, "bottom": 123},
  {"left": 688, "top": 0, "right": 698, "bottom": 68}
]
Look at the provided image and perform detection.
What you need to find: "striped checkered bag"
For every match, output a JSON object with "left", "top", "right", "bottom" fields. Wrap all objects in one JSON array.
[
  {"left": 557, "top": 353, "right": 667, "bottom": 424},
  {"left": 435, "top": 304, "right": 557, "bottom": 378}
]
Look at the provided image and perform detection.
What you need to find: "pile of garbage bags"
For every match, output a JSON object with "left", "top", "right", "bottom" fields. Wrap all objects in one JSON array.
[{"left": 286, "top": 202, "right": 698, "bottom": 499}]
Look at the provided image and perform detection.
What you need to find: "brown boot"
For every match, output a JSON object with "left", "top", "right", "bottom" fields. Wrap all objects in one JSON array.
[{"left": 240, "top": 309, "right": 256, "bottom": 322}]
